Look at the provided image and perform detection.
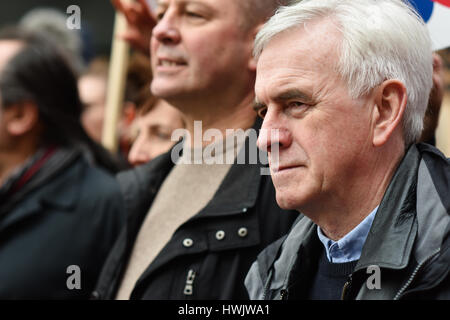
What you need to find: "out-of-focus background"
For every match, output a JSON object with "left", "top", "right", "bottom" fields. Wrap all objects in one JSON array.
[{"left": 436, "top": 49, "right": 450, "bottom": 156}]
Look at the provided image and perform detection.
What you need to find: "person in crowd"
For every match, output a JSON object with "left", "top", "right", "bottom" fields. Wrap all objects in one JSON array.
[
  {"left": 0, "top": 28, "right": 125, "bottom": 299},
  {"left": 122, "top": 52, "right": 185, "bottom": 166},
  {"left": 79, "top": 52, "right": 179, "bottom": 165},
  {"left": 420, "top": 53, "right": 445, "bottom": 145},
  {"left": 93, "top": 0, "right": 298, "bottom": 300},
  {"left": 120, "top": 51, "right": 183, "bottom": 162},
  {"left": 127, "top": 91, "right": 185, "bottom": 166},
  {"left": 19, "top": 7, "right": 86, "bottom": 75},
  {"left": 79, "top": 57, "right": 109, "bottom": 144},
  {"left": 245, "top": 0, "right": 449, "bottom": 300}
]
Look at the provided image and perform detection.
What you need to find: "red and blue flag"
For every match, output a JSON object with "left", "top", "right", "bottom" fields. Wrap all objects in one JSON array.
[{"left": 409, "top": 0, "right": 450, "bottom": 50}]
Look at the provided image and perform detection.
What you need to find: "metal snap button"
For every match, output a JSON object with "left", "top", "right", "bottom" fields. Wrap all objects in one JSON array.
[
  {"left": 215, "top": 230, "right": 225, "bottom": 240},
  {"left": 90, "top": 291, "right": 101, "bottom": 300},
  {"left": 183, "top": 238, "right": 194, "bottom": 247},
  {"left": 238, "top": 227, "right": 248, "bottom": 238}
]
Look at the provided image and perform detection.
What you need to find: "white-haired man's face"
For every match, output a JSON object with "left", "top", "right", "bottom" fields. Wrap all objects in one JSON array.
[{"left": 255, "top": 21, "right": 377, "bottom": 216}]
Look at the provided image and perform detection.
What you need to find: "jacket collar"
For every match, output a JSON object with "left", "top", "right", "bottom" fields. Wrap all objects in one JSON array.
[
  {"left": 119, "top": 148, "right": 175, "bottom": 221},
  {"left": 355, "top": 145, "right": 421, "bottom": 271},
  {"left": 0, "top": 148, "right": 82, "bottom": 233},
  {"left": 195, "top": 117, "right": 265, "bottom": 218},
  {"left": 38, "top": 154, "right": 83, "bottom": 209},
  {"left": 118, "top": 148, "right": 175, "bottom": 247}
]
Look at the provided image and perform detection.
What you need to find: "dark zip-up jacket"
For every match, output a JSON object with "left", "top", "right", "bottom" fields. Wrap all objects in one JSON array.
[
  {"left": 93, "top": 120, "right": 299, "bottom": 299},
  {"left": 245, "top": 143, "right": 450, "bottom": 300},
  {"left": 0, "top": 148, "right": 125, "bottom": 299}
]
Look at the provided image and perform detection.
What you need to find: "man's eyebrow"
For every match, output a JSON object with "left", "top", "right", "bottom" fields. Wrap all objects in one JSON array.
[
  {"left": 252, "top": 89, "right": 312, "bottom": 112},
  {"left": 159, "top": 0, "right": 206, "bottom": 6},
  {"left": 275, "top": 89, "right": 311, "bottom": 103}
]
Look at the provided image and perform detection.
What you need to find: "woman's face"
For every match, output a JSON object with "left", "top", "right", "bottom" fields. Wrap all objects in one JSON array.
[{"left": 128, "top": 100, "right": 184, "bottom": 166}]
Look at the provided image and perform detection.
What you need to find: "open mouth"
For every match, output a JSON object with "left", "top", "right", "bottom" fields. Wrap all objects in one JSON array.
[{"left": 158, "top": 58, "right": 187, "bottom": 67}]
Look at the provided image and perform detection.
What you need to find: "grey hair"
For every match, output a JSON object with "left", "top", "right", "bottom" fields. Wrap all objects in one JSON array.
[{"left": 254, "top": 0, "right": 433, "bottom": 146}]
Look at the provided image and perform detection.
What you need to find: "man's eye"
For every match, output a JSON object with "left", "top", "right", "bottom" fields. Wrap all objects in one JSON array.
[
  {"left": 286, "top": 101, "right": 310, "bottom": 117},
  {"left": 154, "top": 130, "right": 171, "bottom": 140},
  {"left": 156, "top": 10, "right": 165, "bottom": 21},
  {"left": 257, "top": 107, "right": 268, "bottom": 119},
  {"left": 288, "top": 101, "right": 305, "bottom": 108},
  {"left": 186, "top": 11, "right": 203, "bottom": 19},
  {"left": 287, "top": 101, "right": 308, "bottom": 112}
]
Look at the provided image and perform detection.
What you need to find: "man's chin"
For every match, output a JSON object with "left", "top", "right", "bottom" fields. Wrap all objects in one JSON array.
[
  {"left": 275, "top": 193, "right": 303, "bottom": 211},
  {"left": 150, "top": 81, "right": 184, "bottom": 99}
]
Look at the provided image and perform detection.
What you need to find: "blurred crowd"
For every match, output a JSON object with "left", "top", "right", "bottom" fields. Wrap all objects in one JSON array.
[{"left": 0, "top": 3, "right": 186, "bottom": 299}]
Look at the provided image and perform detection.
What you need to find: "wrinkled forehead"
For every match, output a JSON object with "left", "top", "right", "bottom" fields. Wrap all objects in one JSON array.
[{"left": 257, "top": 21, "right": 342, "bottom": 76}]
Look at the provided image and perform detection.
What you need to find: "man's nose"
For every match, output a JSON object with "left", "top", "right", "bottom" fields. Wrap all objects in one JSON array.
[
  {"left": 152, "top": 10, "right": 181, "bottom": 44},
  {"left": 128, "top": 139, "right": 151, "bottom": 166},
  {"left": 257, "top": 110, "right": 292, "bottom": 153}
]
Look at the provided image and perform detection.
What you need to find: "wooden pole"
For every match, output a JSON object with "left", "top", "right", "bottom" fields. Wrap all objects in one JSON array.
[{"left": 101, "top": 1, "right": 131, "bottom": 152}]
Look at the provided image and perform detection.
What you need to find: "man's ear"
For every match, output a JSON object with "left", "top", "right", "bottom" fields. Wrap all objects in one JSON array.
[
  {"left": 247, "top": 24, "right": 263, "bottom": 72},
  {"left": 372, "top": 80, "right": 407, "bottom": 147},
  {"left": 6, "top": 102, "right": 40, "bottom": 136}
]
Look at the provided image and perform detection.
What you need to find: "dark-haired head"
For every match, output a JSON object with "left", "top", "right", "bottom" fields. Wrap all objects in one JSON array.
[{"left": 0, "top": 27, "right": 120, "bottom": 173}]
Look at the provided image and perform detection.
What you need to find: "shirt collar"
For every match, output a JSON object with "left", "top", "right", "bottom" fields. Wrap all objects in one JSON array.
[{"left": 317, "top": 206, "right": 378, "bottom": 263}]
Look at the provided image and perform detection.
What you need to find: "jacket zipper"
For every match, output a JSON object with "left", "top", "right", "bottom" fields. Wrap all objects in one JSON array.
[
  {"left": 393, "top": 249, "right": 440, "bottom": 300},
  {"left": 262, "top": 269, "right": 289, "bottom": 300},
  {"left": 341, "top": 274, "right": 353, "bottom": 300}
]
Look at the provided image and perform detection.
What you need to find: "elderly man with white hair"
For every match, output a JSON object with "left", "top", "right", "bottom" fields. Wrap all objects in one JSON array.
[{"left": 246, "top": 0, "right": 449, "bottom": 300}]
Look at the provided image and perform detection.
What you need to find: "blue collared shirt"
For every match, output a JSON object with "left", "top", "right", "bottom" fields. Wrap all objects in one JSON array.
[{"left": 317, "top": 206, "right": 378, "bottom": 263}]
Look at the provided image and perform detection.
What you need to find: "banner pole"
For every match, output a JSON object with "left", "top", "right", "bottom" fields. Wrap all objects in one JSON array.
[{"left": 101, "top": 1, "right": 132, "bottom": 153}]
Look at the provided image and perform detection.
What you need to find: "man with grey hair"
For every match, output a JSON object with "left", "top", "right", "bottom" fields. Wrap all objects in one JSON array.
[
  {"left": 246, "top": 0, "right": 449, "bottom": 300},
  {"left": 93, "top": 0, "right": 298, "bottom": 300}
]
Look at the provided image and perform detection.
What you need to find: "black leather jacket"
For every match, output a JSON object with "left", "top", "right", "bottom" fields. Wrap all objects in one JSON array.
[{"left": 93, "top": 121, "right": 299, "bottom": 299}]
